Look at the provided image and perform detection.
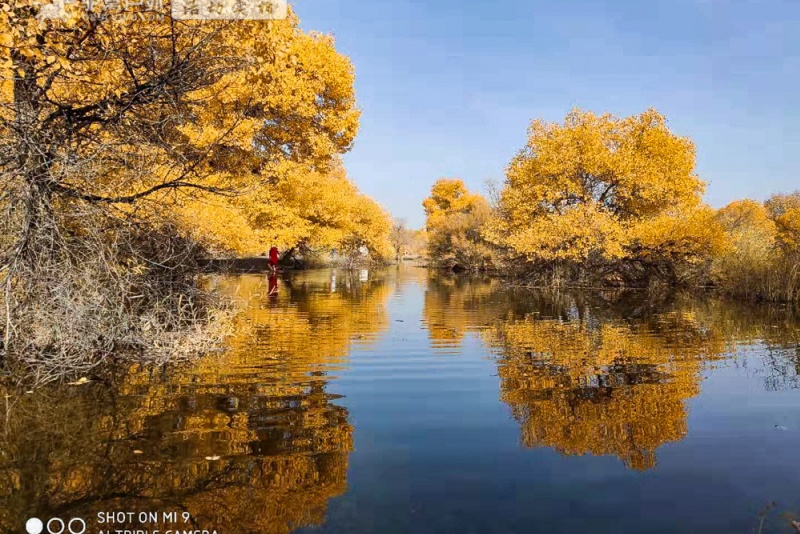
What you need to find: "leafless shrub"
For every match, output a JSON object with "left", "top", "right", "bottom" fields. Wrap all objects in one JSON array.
[
  {"left": 0, "top": 196, "right": 234, "bottom": 387},
  {"left": 713, "top": 235, "right": 800, "bottom": 303}
]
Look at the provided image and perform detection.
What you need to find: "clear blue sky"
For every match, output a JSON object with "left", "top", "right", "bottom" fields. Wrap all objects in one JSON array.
[{"left": 294, "top": 0, "right": 799, "bottom": 228}]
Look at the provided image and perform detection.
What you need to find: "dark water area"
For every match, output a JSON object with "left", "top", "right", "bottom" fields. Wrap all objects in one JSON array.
[{"left": 2, "top": 267, "right": 800, "bottom": 533}]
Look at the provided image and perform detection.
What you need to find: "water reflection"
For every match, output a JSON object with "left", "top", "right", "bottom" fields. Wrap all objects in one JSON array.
[
  {"left": 487, "top": 313, "right": 716, "bottom": 470},
  {"left": 423, "top": 275, "right": 800, "bottom": 470},
  {"left": 0, "top": 270, "right": 390, "bottom": 533},
  {"left": 1, "top": 268, "right": 799, "bottom": 534},
  {"left": 422, "top": 276, "right": 509, "bottom": 352}
]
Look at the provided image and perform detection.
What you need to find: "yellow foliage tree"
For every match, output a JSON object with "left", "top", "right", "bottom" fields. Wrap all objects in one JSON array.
[
  {"left": 713, "top": 196, "right": 800, "bottom": 301},
  {"left": 766, "top": 192, "right": 800, "bottom": 254},
  {"left": 0, "top": 1, "right": 382, "bottom": 360},
  {"left": 489, "top": 109, "right": 723, "bottom": 284},
  {"left": 1, "top": 2, "right": 359, "bottom": 212},
  {"left": 177, "top": 159, "right": 393, "bottom": 263},
  {"left": 423, "top": 178, "right": 493, "bottom": 270},
  {"left": 626, "top": 204, "right": 729, "bottom": 281},
  {"left": 715, "top": 200, "right": 777, "bottom": 264},
  {"left": 717, "top": 199, "right": 777, "bottom": 236}
]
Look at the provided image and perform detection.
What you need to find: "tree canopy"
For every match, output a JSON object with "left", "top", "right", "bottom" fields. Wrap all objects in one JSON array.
[
  {"left": 423, "top": 178, "right": 493, "bottom": 271},
  {"left": 486, "top": 109, "right": 727, "bottom": 282},
  {"left": 0, "top": 0, "right": 392, "bottom": 366}
]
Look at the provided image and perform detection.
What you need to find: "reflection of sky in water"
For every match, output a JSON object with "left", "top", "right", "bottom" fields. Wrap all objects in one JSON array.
[{"left": 2, "top": 267, "right": 800, "bottom": 534}]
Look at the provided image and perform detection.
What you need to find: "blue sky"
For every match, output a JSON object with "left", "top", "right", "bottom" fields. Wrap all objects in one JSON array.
[{"left": 294, "top": 0, "right": 799, "bottom": 228}]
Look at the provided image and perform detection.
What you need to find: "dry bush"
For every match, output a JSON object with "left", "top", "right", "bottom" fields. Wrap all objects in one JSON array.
[
  {"left": 714, "top": 244, "right": 800, "bottom": 302},
  {"left": 0, "top": 199, "right": 234, "bottom": 386}
]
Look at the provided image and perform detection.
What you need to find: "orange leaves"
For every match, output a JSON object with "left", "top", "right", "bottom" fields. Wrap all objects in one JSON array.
[
  {"left": 712, "top": 195, "right": 800, "bottom": 300},
  {"left": 503, "top": 203, "right": 627, "bottom": 262},
  {"left": 629, "top": 205, "right": 729, "bottom": 264},
  {"left": 717, "top": 194, "right": 800, "bottom": 259},
  {"left": 423, "top": 179, "right": 493, "bottom": 270},
  {"left": 506, "top": 108, "right": 702, "bottom": 221},
  {"left": 4, "top": 2, "right": 359, "bottom": 181},
  {"left": 717, "top": 199, "right": 777, "bottom": 237},
  {"left": 423, "top": 178, "right": 488, "bottom": 233},
  {"left": 4, "top": 0, "right": 369, "bottom": 265}
]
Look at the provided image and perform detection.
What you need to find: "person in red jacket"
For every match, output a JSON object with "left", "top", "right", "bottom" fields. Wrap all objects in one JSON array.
[{"left": 268, "top": 245, "right": 279, "bottom": 274}]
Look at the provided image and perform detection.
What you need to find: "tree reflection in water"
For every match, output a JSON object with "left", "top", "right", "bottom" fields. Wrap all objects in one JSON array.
[
  {"left": 424, "top": 274, "right": 800, "bottom": 470},
  {"left": 0, "top": 270, "right": 390, "bottom": 534},
  {"left": 2, "top": 268, "right": 799, "bottom": 533}
]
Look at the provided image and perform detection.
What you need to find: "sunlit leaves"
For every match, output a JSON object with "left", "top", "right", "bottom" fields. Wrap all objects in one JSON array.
[
  {"left": 714, "top": 195, "right": 800, "bottom": 301},
  {"left": 179, "top": 159, "right": 393, "bottom": 260},
  {"left": 423, "top": 178, "right": 493, "bottom": 270},
  {"left": 2, "top": 0, "right": 363, "bottom": 257},
  {"left": 490, "top": 109, "right": 708, "bottom": 266},
  {"left": 766, "top": 192, "right": 800, "bottom": 253}
]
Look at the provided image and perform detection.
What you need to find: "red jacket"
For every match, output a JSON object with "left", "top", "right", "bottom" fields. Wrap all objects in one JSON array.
[{"left": 269, "top": 247, "right": 279, "bottom": 265}]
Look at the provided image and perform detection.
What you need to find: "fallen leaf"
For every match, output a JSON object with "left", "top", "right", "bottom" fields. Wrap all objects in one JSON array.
[{"left": 67, "top": 377, "right": 92, "bottom": 386}]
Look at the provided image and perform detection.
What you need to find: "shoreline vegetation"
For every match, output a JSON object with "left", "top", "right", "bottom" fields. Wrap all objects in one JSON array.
[
  {"left": 422, "top": 110, "right": 800, "bottom": 305},
  {"left": 0, "top": 2, "right": 393, "bottom": 381},
  {"left": 0, "top": 1, "right": 797, "bottom": 383}
]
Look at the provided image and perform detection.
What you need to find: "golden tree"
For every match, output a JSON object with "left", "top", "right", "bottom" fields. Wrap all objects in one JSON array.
[
  {"left": 1, "top": 2, "right": 358, "bottom": 212},
  {"left": 766, "top": 192, "right": 800, "bottom": 254},
  {"left": 713, "top": 195, "right": 800, "bottom": 301},
  {"left": 489, "top": 109, "right": 726, "bottom": 283},
  {"left": 0, "top": 1, "right": 361, "bottom": 365},
  {"left": 423, "top": 178, "right": 493, "bottom": 271},
  {"left": 177, "top": 159, "right": 393, "bottom": 263}
]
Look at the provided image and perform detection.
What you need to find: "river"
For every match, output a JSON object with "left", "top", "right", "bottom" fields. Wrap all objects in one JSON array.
[{"left": 2, "top": 266, "right": 800, "bottom": 533}]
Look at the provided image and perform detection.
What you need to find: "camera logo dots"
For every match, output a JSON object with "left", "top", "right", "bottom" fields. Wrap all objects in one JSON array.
[
  {"left": 26, "top": 518, "right": 86, "bottom": 534},
  {"left": 25, "top": 518, "right": 43, "bottom": 534}
]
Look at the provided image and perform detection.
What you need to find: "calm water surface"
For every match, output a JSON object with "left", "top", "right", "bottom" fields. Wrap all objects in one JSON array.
[{"left": 2, "top": 267, "right": 800, "bottom": 533}]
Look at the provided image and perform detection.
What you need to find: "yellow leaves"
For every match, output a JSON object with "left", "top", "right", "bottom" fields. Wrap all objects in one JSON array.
[
  {"left": 712, "top": 195, "right": 799, "bottom": 300},
  {"left": 423, "top": 179, "right": 493, "bottom": 270},
  {"left": 766, "top": 192, "right": 800, "bottom": 253},
  {"left": 505, "top": 203, "right": 627, "bottom": 262},
  {"left": 177, "top": 159, "right": 393, "bottom": 261},
  {"left": 629, "top": 205, "right": 729, "bottom": 263},
  {"left": 717, "top": 199, "right": 776, "bottom": 237},
  {"left": 774, "top": 208, "right": 800, "bottom": 252},
  {"left": 4, "top": 0, "right": 368, "bottom": 264},
  {"left": 492, "top": 108, "right": 712, "bottom": 268},
  {"left": 423, "top": 178, "right": 487, "bottom": 232},
  {"left": 505, "top": 107, "right": 704, "bottom": 220}
]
